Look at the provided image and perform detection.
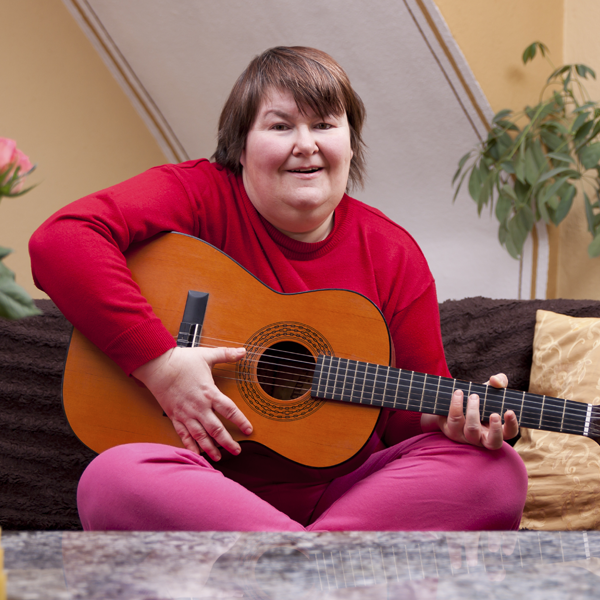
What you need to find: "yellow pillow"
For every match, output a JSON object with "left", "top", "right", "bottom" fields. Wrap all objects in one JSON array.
[{"left": 515, "top": 309, "right": 600, "bottom": 530}]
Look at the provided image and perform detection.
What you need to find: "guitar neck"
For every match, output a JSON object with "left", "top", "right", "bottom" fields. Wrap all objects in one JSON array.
[{"left": 312, "top": 356, "right": 596, "bottom": 439}]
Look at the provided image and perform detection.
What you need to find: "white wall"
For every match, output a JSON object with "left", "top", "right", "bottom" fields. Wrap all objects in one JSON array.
[{"left": 65, "top": 0, "right": 523, "bottom": 300}]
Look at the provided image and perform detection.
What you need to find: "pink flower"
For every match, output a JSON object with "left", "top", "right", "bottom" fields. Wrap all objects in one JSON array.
[
  {"left": 0, "top": 138, "right": 17, "bottom": 173},
  {"left": 0, "top": 137, "right": 33, "bottom": 194}
]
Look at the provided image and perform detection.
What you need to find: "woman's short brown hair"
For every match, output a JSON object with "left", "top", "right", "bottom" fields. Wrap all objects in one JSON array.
[{"left": 212, "top": 46, "right": 366, "bottom": 190}]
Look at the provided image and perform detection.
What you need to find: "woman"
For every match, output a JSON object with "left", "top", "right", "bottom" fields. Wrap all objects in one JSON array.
[{"left": 30, "top": 46, "right": 527, "bottom": 531}]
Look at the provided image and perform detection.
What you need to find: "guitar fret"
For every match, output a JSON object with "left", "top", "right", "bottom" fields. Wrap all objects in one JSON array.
[
  {"left": 324, "top": 356, "right": 333, "bottom": 398},
  {"left": 419, "top": 374, "right": 427, "bottom": 412},
  {"left": 315, "top": 357, "right": 325, "bottom": 398},
  {"left": 334, "top": 357, "right": 345, "bottom": 400},
  {"left": 433, "top": 376, "right": 441, "bottom": 414},
  {"left": 382, "top": 367, "right": 391, "bottom": 408},
  {"left": 372, "top": 365, "right": 380, "bottom": 406},
  {"left": 520, "top": 391, "right": 525, "bottom": 424},
  {"left": 500, "top": 387, "right": 506, "bottom": 416},
  {"left": 539, "top": 395, "right": 546, "bottom": 429},
  {"left": 347, "top": 360, "right": 357, "bottom": 404},
  {"left": 392, "top": 369, "right": 402, "bottom": 409},
  {"left": 482, "top": 385, "right": 488, "bottom": 419},
  {"left": 322, "top": 356, "right": 332, "bottom": 398},
  {"left": 560, "top": 398, "right": 566, "bottom": 433},
  {"left": 406, "top": 372, "right": 414, "bottom": 410},
  {"left": 339, "top": 357, "right": 349, "bottom": 400},
  {"left": 365, "top": 364, "right": 377, "bottom": 405}
]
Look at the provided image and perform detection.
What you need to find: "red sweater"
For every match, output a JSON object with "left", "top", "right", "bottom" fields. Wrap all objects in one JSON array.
[{"left": 30, "top": 160, "right": 450, "bottom": 452}]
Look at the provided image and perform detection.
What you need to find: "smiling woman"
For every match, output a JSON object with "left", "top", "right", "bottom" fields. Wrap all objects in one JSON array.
[
  {"left": 29, "top": 46, "right": 527, "bottom": 534},
  {"left": 240, "top": 89, "right": 353, "bottom": 242}
]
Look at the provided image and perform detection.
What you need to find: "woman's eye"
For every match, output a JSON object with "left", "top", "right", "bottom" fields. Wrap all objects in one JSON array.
[
  {"left": 315, "top": 123, "right": 333, "bottom": 130},
  {"left": 271, "top": 124, "right": 289, "bottom": 131}
]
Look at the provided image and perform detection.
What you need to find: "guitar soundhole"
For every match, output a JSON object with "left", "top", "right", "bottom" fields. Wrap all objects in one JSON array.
[{"left": 256, "top": 341, "right": 315, "bottom": 401}]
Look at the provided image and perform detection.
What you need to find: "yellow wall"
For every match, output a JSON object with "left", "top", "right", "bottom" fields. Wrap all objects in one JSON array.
[
  {"left": 0, "top": 0, "right": 167, "bottom": 299},
  {"left": 434, "top": 0, "right": 564, "bottom": 115},
  {"left": 435, "top": 0, "right": 600, "bottom": 300},
  {"left": 557, "top": 0, "right": 600, "bottom": 299}
]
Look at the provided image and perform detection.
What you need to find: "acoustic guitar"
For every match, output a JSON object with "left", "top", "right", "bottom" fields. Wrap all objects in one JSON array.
[{"left": 63, "top": 232, "right": 600, "bottom": 468}]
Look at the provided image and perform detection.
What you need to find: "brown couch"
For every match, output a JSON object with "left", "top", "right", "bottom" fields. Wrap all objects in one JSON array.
[{"left": 1, "top": 297, "right": 600, "bottom": 530}]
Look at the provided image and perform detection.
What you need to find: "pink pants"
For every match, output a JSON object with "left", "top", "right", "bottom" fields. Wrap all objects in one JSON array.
[{"left": 77, "top": 432, "right": 527, "bottom": 531}]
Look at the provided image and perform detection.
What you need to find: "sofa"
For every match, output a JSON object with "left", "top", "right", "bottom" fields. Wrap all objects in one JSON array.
[{"left": 2, "top": 296, "right": 600, "bottom": 530}]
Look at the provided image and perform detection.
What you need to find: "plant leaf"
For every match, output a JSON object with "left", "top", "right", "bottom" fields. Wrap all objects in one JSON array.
[
  {"left": 546, "top": 151, "right": 574, "bottom": 163},
  {"left": 496, "top": 188, "right": 513, "bottom": 222},
  {"left": 538, "top": 166, "right": 580, "bottom": 184},
  {"left": 571, "top": 111, "right": 589, "bottom": 134},
  {"left": 576, "top": 64, "right": 596, "bottom": 80},
  {"left": 540, "top": 129, "right": 564, "bottom": 152},
  {"left": 575, "top": 120, "right": 594, "bottom": 145},
  {"left": 501, "top": 161, "right": 516, "bottom": 174},
  {"left": 588, "top": 234, "right": 600, "bottom": 257},
  {"left": 468, "top": 164, "right": 483, "bottom": 203},
  {"left": 563, "top": 69, "right": 572, "bottom": 91},
  {"left": 537, "top": 191, "right": 550, "bottom": 223},
  {"left": 524, "top": 147, "right": 539, "bottom": 185},
  {"left": 589, "top": 120, "right": 600, "bottom": 142},
  {"left": 493, "top": 109, "right": 513, "bottom": 123},
  {"left": 453, "top": 151, "right": 472, "bottom": 184},
  {"left": 548, "top": 65, "right": 570, "bottom": 83},
  {"left": 579, "top": 142, "right": 600, "bottom": 170},
  {"left": 584, "top": 192, "right": 595, "bottom": 233},
  {"left": 553, "top": 184, "right": 576, "bottom": 224},
  {"left": 507, "top": 214, "right": 527, "bottom": 257},
  {"left": 0, "top": 260, "right": 42, "bottom": 320},
  {"left": 522, "top": 43, "right": 537, "bottom": 64}
]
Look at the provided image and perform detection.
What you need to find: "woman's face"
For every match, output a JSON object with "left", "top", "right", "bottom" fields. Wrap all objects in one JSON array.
[{"left": 240, "top": 88, "right": 353, "bottom": 242}]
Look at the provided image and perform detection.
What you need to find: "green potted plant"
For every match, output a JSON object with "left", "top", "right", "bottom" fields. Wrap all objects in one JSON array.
[
  {"left": 0, "top": 137, "right": 41, "bottom": 319},
  {"left": 453, "top": 42, "right": 600, "bottom": 260}
]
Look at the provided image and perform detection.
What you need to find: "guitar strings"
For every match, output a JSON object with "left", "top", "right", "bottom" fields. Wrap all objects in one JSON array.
[
  {"left": 193, "top": 337, "right": 591, "bottom": 426},
  {"left": 205, "top": 358, "right": 591, "bottom": 434},
  {"left": 170, "top": 336, "right": 594, "bottom": 433},
  {"left": 208, "top": 363, "right": 594, "bottom": 436}
]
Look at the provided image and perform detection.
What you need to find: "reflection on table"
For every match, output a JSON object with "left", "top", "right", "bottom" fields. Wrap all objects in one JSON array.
[{"left": 4, "top": 530, "right": 600, "bottom": 599}]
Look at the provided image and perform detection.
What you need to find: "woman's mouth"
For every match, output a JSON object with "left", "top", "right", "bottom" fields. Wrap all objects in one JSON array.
[{"left": 288, "top": 167, "right": 322, "bottom": 174}]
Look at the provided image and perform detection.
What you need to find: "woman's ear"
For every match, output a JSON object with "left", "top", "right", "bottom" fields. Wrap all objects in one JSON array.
[{"left": 240, "top": 147, "right": 246, "bottom": 168}]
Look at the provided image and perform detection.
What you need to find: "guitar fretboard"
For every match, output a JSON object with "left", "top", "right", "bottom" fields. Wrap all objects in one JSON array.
[{"left": 312, "top": 356, "right": 594, "bottom": 438}]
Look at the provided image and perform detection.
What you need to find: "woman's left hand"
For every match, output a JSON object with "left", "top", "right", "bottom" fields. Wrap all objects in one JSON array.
[{"left": 420, "top": 373, "right": 519, "bottom": 450}]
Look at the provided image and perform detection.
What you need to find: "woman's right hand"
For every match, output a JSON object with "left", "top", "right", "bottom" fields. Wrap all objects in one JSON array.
[{"left": 132, "top": 346, "right": 253, "bottom": 461}]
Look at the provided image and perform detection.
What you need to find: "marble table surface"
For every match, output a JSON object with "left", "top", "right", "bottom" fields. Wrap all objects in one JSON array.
[{"left": 3, "top": 530, "right": 600, "bottom": 599}]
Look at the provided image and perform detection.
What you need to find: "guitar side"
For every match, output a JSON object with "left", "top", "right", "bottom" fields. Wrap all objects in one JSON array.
[{"left": 63, "top": 232, "right": 392, "bottom": 468}]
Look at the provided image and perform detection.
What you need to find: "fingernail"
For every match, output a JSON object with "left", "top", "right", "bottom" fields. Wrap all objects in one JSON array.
[{"left": 243, "top": 426, "right": 252, "bottom": 435}]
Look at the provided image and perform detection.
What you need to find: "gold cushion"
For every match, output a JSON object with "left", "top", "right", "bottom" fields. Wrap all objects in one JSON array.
[{"left": 515, "top": 309, "right": 600, "bottom": 530}]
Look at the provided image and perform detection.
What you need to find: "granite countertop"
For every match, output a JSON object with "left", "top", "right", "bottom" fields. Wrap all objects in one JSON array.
[{"left": 3, "top": 530, "right": 600, "bottom": 599}]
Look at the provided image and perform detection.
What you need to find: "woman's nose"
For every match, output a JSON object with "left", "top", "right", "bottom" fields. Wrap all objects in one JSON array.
[{"left": 293, "top": 126, "right": 318, "bottom": 155}]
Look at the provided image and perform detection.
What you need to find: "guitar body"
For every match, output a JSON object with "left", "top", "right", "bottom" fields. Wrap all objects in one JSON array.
[{"left": 63, "top": 232, "right": 392, "bottom": 468}]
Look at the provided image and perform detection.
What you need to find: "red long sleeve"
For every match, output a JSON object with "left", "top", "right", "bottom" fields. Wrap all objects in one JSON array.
[{"left": 30, "top": 160, "right": 449, "bottom": 391}]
